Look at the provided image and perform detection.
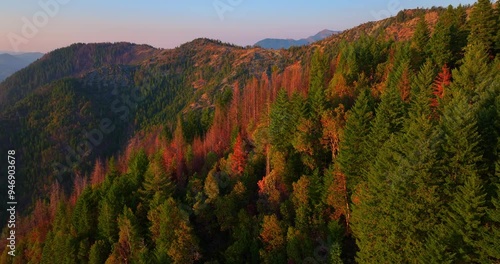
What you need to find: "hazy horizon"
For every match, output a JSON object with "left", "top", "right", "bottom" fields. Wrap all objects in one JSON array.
[{"left": 1, "top": 0, "right": 477, "bottom": 53}]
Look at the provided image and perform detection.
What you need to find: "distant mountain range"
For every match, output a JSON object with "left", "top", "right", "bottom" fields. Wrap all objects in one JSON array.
[
  {"left": 0, "top": 52, "right": 44, "bottom": 82},
  {"left": 254, "top": 29, "right": 341, "bottom": 49}
]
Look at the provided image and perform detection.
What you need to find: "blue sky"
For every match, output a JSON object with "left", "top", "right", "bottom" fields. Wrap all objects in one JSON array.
[{"left": 0, "top": 0, "right": 477, "bottom": 52}]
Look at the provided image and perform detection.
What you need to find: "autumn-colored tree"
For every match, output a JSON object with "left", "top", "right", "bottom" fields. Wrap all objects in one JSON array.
[
  {"left": 107, "top": 207, "right": 144, "bottom": 264},
  {"left": 431, "top": 64, "right": 451, "bottom": 109},
  {"left": 90, "top": 159, "right": 106, "bottom": 188},
  {"left": 230, "top": 133, "right": 246, "bottom": 175},
  {"left": 324, "top": 166, "right": 350, "bottom": 228},
  {"left": 259, "top": 214, "right": 286, "bottom": 263},
  {"left": 321, "top": 104, "right": 346, "bottom": 160},
  {"left": 70, "top": 171, "right": 87, "bottom": 206}
]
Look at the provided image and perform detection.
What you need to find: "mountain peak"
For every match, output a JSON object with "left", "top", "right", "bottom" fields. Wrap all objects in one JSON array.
[{"left": 254, "top": 29, "right": 341, "bottom": 49}]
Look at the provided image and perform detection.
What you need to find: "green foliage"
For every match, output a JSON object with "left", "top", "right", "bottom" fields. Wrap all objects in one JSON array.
[
  {"left": 309, "top": 49, "right": 328, "bottom": 115},
  {"left": 337, "top": 89, "right": 375, "bottom": 191},
  {"left": 411, "top": 16, "right": 430, "bottom": 67},
  {"left": 269, "top": 89, "right": 298, "bottom": 151},
  {"left": 468, "top": 0, "right": 497, "bottom": 51},
  {"left": 150, "top": 198, "right": 200, "bottom": 264},
  {"left": 444, "top": 173, "right": 487, "bottom": 263},
  {"left": 140, "top": 152, "right": 175, "bottom": 207},
  {"left": 88, "top": 240, "right": 111, "bottom": 264},
  {"left": 224, "top": 210, "right": 260, "bottom": 263},
  {"left": 6, "top": 4, "right": 500, "bottom": 264},
  {"left": 72, "top": 187, "right": 98, "bottom": 239},
  {"left": 451, "top": 42, "right": 492, "bottom": 102},
  {"left": 40, "top": 203, "right": 76, "bottom": 264}
]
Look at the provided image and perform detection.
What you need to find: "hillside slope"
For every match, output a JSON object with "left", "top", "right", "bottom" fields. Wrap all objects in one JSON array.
[{"left": 2, "top": 2, "right": 500, "bottom": 263}]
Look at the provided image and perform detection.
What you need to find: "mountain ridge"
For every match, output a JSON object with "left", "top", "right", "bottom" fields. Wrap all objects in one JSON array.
[
  {"left": 254, "top": 29, "right": 341, "bottom": 49},
  {"left": 0, "top": 52, "right": 43, "bottom": 82}
]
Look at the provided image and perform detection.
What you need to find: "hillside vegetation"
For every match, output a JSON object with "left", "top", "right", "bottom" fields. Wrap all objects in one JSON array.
[{"left": 1, "top": 1, "right": 500, "bottom": 263}]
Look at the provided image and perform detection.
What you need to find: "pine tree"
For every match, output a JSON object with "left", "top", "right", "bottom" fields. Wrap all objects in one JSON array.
[
  {"left": 140, "top": 152, "right": 174, "bottom": 206},
  {"left": 204, "top": 169, "right": 220, "bottom": 202},
  {"left": 97, "top": 200, "right": 119, "bottom": 245},
  {"left": 127, "top": 149, "right": 149, "bottom": 187},
  {"left": 352, "top": 61, "right": 442, "bottom": 262},
  {"left": 444, "top": 173, "right": 487, "bottom": 263},
  {"left": 410, "top": 59, "right": 435, "bottom": 117},
  {"left": 337, "top": 89, "right": 375, "bottom": 191},
  {"left": 366, "top": 70, "right": 407, "bottom": 161},
  {"left": 431, "top": 65, "right": 451, "bottom": 109},
  {"left": 411, "top": 16, "right": 430, "bottom": 67},
  {"left": 40, "top": 203, "right": 76, "bottom": 264},
  {"left": 88, "top": 240, "right": 110, "bottom": 264},
  {"left": 292, "top": 176, "right": 312, "bottom": 232},
  {"left": 108, "top": 207, "right": 144, "bottom": 263},
  {"left": 231, "top": 133, "right": 246, "bottom": 175},
  {"left": 259, "top": 214, "right": 286, "bottom": 263},
  {"left": 150, "top": 198, "right": 200, "bottom": 264},
  {"left": 468, "top": 0, "right": 497, "bottom": 52},
  {"left": 309, "top": 49, "right": 327, "bottom": 116},
  {"left": 440, "top": 91, "right": 483, "bottom": 194},
  {"left": 224, "top": 210, "right": 260, "bottom": 263},
  {"left": 451, "top": 42, "right": 492, "bottom": 102},
  {"left": 269, "top": 89, "right": 296, "bottom": 151},
  {"left": 478, "top": 144, "right": 500, "bottom": 261},
  {"left": 429, "top": 20, "right": 453, "bottom": 67},
  {"left": 72, "top": 186, "right": 98, "bottom": 250}
]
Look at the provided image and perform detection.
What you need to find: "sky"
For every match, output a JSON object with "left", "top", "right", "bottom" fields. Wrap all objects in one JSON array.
[{"left": 0, "top": 0, "right": 477, "bottom": 53}]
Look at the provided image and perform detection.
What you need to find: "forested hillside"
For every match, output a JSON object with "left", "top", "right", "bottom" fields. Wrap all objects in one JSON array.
[{"left": 1, "top": 1, "right": 500, "bottom": 263}]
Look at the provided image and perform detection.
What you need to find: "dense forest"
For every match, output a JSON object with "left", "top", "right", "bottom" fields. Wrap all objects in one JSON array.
[{"left": 1, "top": 1, "right": 500, "bottom": 263}]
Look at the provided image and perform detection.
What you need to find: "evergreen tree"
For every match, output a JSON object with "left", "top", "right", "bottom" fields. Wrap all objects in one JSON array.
[
  {"left": 224, "top": 210, "right": 260, "bottom": 263},
  {"left": 259, "top": 214, "right": 286, "bottom": 263},
  {"left": 352, "top": 61, "right": 442, "bottom": 262},
  {"left": 309, "top": 49, "right": 328, "bottom": 116},
  {"left": 366, "top": 70, "right": 407, "bottom": 160},
  {"left": 269, "top": 89, "right": 296, "bottom": 151},
  {"left": 336, "top": 89, "right": 375, "bottom": 191},
  {"left": 468, "top": 0, "right": 497, "bottom": 52},
  {"left": 140, "top": 152, "right": 174, "bottom": 207},
  {"left": 88, "top": 240, "right": 111, "bottom": 264},
  {"left": 108, "top": 207, "right": 144, "bottom": 263},
  {"left": 204, "top": 169, "right": 220, "bottom": 202},
  {"left": 231, "top": 133, "right": 246, "bottom": 175},
  {"left": 478, "top": 142, "right": 500, "bottom": 261},
  {"left": 411, "top": 16, "right": 430, "bottom": 67},
  {"left": 451, "top": 42, "right": 492, "bottom": 103},
  {"left": 410, "top": 59, "right": 435, "bottom": 117},
  {"left": 429, "top": 20, "right": 453, "bottom": 67},
  {"left": 127, "top": 149, "right": 149, "bottom": 187},
  {"left": 440, "top": 91, "right": 483, "bottom": 194},
  {"left": 72, "top": 187, "right": 98, "bottom": 239},
  {"left": 150, "top": 198, "right": 200, "bottom": 264},
  {"left": 40, "top": 203, "right": 76, "bottom": 264},
  {"left": 444, "top": 173, "right": 487, "bottom": 263}
]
